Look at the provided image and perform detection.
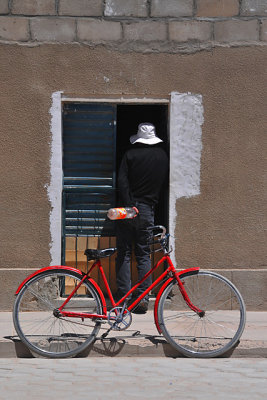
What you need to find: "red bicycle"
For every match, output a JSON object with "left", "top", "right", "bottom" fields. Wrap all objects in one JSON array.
[{"left": 13, "top": 225, "right": 246, "bottom": 358}]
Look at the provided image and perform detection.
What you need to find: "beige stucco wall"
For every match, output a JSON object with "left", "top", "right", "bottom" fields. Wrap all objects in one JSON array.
[{"left": 0, "top": 43, "right": 266, "bottom": 310}]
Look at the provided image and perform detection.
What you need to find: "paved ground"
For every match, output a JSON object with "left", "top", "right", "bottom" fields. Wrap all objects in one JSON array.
[
  {"left": 1, "top": 310, "right": 267, "bottom": 399},
  {"left": 0, "top": 357, "right": 266, "bottom": 400},
  {"left": 1, "top": 310, "right": 267, "bottom": 358}
]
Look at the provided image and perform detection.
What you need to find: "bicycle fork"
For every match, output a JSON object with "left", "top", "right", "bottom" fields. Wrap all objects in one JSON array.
[{"left": 174, "top": 272, "right": 205, "bottom": 317}]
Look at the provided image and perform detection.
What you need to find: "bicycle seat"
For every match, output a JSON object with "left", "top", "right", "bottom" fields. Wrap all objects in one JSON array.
[{"left": 84, "top": 248, "right": 117, "bottom": 260}]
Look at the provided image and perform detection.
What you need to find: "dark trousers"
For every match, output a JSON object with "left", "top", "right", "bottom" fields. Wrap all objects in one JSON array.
[{"left": 115, "top": 202, "right": 154, "bottom": 302}]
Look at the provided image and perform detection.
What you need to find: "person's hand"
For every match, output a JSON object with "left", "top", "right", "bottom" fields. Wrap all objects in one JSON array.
[{"left": 132, "top": 207, "right": 139, "bottom": 218}]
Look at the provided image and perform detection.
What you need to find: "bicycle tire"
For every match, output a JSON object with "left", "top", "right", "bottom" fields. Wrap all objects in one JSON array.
[
  {"left": 13, "top": 269, "right": 103, "bottom": 358},
  {"left": 157, "top": 271, "right": 246, "bottom": 358}
]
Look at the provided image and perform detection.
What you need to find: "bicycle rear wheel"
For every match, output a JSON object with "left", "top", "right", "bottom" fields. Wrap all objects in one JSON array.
[
  {"left": 157, "top": 271, "right": 246, "bottom": 358},
  {"left": 13, "top": 269, "right": 103, "bottom": 358}
]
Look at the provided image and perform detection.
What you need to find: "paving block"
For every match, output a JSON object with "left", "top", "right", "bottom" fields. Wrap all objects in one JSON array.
[
  {"left": 151, "top": 0, "right": 194, "bottom": 17},
  {"left": 169, "top": 21, "right": 212, "bottom": 42},
  {"left": 0, "top": 16, "right": 29, "bottom": 40},
  {"left": 214, "top": 19, "right": 259, "bottom": 42},
  {"left": 11, "top": 0, "right": 56, "bottom": 15},
  {"left": 124, "top": 21, "right": 167, "bottom": 41},
  {"left": 31, "top": 17, "right": 76, "bottom": 41},
  {"left": 0, "top": 0, "right": 9, "bottom": 14},
  {"left": 104, "top": 0, "right": 148, "bottom": 17},
  {"left": 77, "top": 19, "right": 122, "bottom": 41},
  {"left": 241, "top": 0, "right": 267, "bottom": 16},
  {"left": 196, "top": 0, "right": 240, "bottom": 17},
  {"left": 58, "top": 0, "right": 103, "bottom": 16}
]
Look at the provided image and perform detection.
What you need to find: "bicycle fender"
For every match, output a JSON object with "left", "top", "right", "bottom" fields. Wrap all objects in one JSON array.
[
  {"left": 14, "top": 265, "right": 107, "bottom": 314},
  {"left": 15, "top": 266, "right": 84, "bottom": 294},
  {"left": 154, "top": 267, "right": 200, "bottom": 334}
]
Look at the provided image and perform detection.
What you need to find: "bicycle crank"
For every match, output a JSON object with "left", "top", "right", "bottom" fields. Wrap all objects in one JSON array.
[{"left": 107, "top": 307, "right": 132, "bottom": 331}]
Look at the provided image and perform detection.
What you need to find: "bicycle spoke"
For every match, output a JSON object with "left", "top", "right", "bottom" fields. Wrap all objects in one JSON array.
[
  {"left": 205, "top": 315, "right": 237, "bottom": 337},
  {"left": 25, "top": 286, "right": 57, "bottom": 310},
  {"left": 205, "top": 297, "right": 236, "bottom": 313}
]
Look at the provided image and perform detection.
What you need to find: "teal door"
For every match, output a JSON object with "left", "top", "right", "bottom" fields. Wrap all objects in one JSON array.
[{"left": 62, "top": 103, "right": 117, "bottom": 292}]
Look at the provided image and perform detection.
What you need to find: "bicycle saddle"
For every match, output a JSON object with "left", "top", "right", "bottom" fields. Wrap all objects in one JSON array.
[{"left": 84, "top": 248, "right": 117, "bottom": 260}]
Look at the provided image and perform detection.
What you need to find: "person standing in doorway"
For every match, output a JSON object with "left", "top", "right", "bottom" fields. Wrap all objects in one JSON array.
[{"left": 115, "top": 123, "right": 168, "bottom": 313}]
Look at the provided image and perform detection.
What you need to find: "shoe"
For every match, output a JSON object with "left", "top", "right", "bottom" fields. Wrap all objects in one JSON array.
[{"left": 132, "top": 300, "right": 148, "bottom": 314}]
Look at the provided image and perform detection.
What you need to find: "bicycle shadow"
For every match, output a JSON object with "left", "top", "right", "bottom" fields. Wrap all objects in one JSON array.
[
  {"left": 4, "top": 335, "right": 126, "bottom": 358},
  {"left": 78, "top": 337, "right": 126, "bottom": 357},
  {"left": 84, "top": 334, "right": 186, "bottom": 358},
  {"left": 4, "top": 336, "right": 34, "bottom": 358},
  {"left": 4, "top": 335, "right": 237, "bottom": 358},
  {"left": 146, "top": 336, "right": 237, "bottom": 358}
]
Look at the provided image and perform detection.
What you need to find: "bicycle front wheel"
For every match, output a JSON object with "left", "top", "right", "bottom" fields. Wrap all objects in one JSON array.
[
  {"left": 13, "top": 269, "right": 103, "bottom": 358},
  {"left": 158, "top": 271, "right": 246, "bottom": 358}
]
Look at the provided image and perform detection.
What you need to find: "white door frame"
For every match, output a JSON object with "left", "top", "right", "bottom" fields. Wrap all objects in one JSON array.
[{"left": 48, "top": 92, "right": 204, "bottom": 265}]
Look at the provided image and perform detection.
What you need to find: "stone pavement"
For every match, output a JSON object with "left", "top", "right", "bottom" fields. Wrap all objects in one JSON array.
[
  {"left": 0, "top": 358, "right": 267, "bottom": 400},
  {"left": 0, "top": 311, "right": 267, "bottom": 358}
]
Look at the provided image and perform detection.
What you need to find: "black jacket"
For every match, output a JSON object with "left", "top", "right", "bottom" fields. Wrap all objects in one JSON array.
[{"left": 117, "top": 144, "right": 169, "bottom": 206}]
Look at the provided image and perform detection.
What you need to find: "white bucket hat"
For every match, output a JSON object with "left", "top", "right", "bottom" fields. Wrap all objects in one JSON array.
[{"left": 130, "top": 123, "right": 163, "bottom": 145}]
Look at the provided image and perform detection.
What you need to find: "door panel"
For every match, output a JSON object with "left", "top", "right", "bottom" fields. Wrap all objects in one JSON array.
[
  {"left": 62, "top": 103, "right": 116, "bottom": 238},
  {"left": 62, "top": 103, "right": 117, "bottom": 294}
]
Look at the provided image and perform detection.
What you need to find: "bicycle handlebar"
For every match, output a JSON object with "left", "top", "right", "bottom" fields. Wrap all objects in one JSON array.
[
  {"left": 147, "top": 225, "right": 170, "bottom": 254},
  {"left": 147, "top": 225, "right": 167, "bottom": 239}
]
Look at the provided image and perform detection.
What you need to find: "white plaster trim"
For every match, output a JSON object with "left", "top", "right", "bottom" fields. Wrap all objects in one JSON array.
[
  {"left": 48, "top": 91, "right": 63, "bottom": 265},
  {"left": 169, "top": 92, "right": 204, "bottom": 263}
]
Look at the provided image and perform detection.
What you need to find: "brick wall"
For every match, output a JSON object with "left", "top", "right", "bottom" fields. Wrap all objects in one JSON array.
[{"left": 0, "top": 0, "right": 266, "bottom": 51}]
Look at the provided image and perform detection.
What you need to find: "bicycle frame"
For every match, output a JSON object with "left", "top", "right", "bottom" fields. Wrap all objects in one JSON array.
[{"left": 55, "top": 254, "right": 202, "bottom": 324}]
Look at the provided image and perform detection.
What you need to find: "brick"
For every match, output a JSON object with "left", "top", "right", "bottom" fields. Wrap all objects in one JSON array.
[
  {"left": 214, "top": 19, "right": 259, "bottom": 42},
  {"left": 77, "top": 19, "right": 122, "bottom": 41},
  {"left": 12, "top": 0, "right": 56, "bottom": 15},
  {"left": 59, "top": 0, "right": 102, "bottom": 16},
  {"left": 124, "top": 21, "right": 167, "bottom": 41},
  {"left": 196, "top": 0, "right": 240, "bottom": 17},
  {"left": 104, "top": 0, "right": 147, "bottom": 17},
  {"left": 0, "top": 0, "right": 9, "bottom": 14},
  {"left": 169, "top": 21, "right": 212, "bottom": 42},
  {"left": 151, "top": 0, "right": 194, "bottom": 17},
  {"left": 260, "top": 19, "right": 267, "bottom": 40},
  {"left": 0, "top": 16, "right": 29, "bottom": 40},
  {"left": 31, "top": 18, "right": 76, "bottom": 41},
  {"left": 241, "top": 0, "right": 267, "bottom": 16}
]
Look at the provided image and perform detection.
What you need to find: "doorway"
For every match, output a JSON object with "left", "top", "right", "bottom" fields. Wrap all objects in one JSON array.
[{"left": 61, "top": 101, "right": 169, "bottom": 295}]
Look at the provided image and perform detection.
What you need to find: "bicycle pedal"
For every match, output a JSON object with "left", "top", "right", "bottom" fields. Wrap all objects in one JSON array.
[{"left": 101, "top": 331, "right": 109, "bottom": 339}]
